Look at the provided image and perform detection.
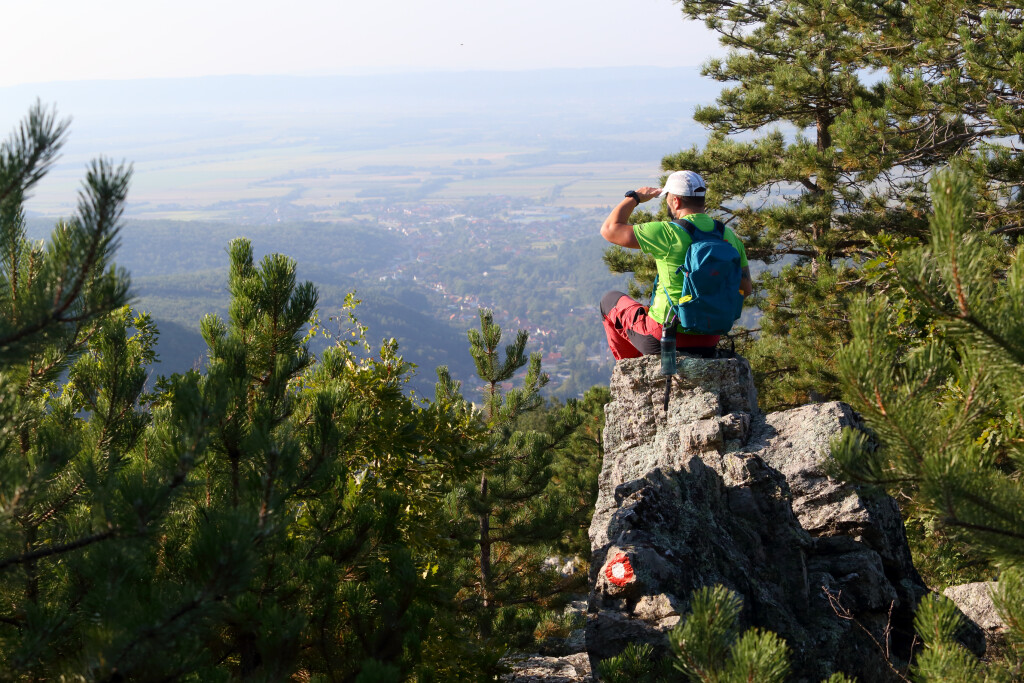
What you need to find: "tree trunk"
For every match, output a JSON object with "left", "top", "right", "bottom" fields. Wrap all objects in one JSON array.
[
  {"left": 816, "top": 109, "right": 833, "bottom": 153},
  {"left": 813, "top": 107, "right": 834, "bottom": 274},
  {"left": 478, "top": 470, "right": 492, "bottom": 639}
]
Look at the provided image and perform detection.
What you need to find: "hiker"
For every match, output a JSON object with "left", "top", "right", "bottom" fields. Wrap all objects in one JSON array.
[{"left": 599, "top": 170, "right": 753, "bottom": 360}]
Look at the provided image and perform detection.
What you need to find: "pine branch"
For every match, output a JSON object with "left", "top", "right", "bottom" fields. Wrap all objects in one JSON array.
[
  {"left": 109, "top": 584, "right": 226, "bottom": 677},
  {"left": 943, "top": 502, "right": 1024, "bottom": 543},
  {"left": 32, "top": 480, "right": 85, "bottom": 526},
  {"left": 990, "top": 224, "right": 1023, "bottom": 235},
  {"left": 0, "top": 529, "right": 117, "bottom": 571},
  {"left": 0, "top": 103, "right": 70, "bottom": 206}
]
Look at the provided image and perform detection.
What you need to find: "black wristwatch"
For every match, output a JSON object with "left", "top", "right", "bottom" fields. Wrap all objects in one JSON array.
[{"left": 624, "top": 190, "right": 640, "bottom": 204}]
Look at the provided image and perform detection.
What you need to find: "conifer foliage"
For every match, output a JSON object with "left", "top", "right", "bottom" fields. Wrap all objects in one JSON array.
[
  {"left": 446, "top": 310, "right": 589, "bottom": 644},
  {"left": 833, "top": 169, "right": 1024, "bottom": 677},
  {"left": 670, "top": 586, "right": 791, "bottom": 683},
  {"left": 0, "top": 107, "right": 605, "bottom": 680},
  {"left": 607, "top": 0, "right": 1024, "bottom": 409},
  {"left": 599, "top": 585, "right": 856, "bottom": 683}
]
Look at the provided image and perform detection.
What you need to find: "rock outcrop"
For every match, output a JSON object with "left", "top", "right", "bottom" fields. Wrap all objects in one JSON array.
[{"left": 587, "top": 355, "right": 932, "bottom": 681}]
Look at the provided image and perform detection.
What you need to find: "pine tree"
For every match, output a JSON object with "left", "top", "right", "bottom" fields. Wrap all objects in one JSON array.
[
  {"left": 445, "top": 309, "right": 587, "bottom": 646},
  {"left": 598, "top": 585, "right": 857, "bottom": 683},
  {"left": 670, "top": 586, "right": 791, "bottom": 683},
  {"left": 599, "top": 642, "right": 674, "bottom": 682},
  {"left": 0, "top": 102, "right": 131, "bottom": 406},
  {"left": 846, "top": 0, "right": 1024, "bottom": 234},
  {"left": 607, "top": 0, "right": 1024, "bottom": 409},
  {"left": 832, "top": 169, "right": 1024, "bottom": 677},
  {"left": 545, "top": 386, "right": 609, "bottom": 560},
  {"left": 0, "top": 104, "right": 146, "bottom": 673}
]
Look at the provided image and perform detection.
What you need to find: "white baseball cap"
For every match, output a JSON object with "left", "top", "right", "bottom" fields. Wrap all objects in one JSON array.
[{"left": 658, "top": 170, "right": 707, "bottom": 198}]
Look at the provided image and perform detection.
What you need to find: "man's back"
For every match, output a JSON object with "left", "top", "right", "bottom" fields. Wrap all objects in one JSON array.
[{"left": 634, "top": 214, "right": 747, "bottom": 332}]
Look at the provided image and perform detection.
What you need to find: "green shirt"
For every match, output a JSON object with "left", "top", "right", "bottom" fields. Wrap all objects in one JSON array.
[{"left": 633, "top": 214, "right": 749, "bottom": 327}]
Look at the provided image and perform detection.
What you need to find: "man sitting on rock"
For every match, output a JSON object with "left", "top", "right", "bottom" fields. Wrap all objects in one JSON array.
[{"left": 599, "top": 170, "right": 752, "bottom": 359}]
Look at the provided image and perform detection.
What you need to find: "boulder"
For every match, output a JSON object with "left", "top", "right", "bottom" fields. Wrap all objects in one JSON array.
[
  {"left": 504, "top": 599, "right": 593, "bottom": 683},
  {"left": 501, "top": 653, "right": 592, "bottom": 683},
  {"left": 944, "top": 582, "right": 1008, "bottom": 656},
  {"left": 587, "top": 355, "right": 933, "bottom": 682}
]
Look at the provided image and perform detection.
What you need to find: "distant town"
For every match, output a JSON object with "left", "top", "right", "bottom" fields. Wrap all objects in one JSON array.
[
  {"left": 365, "top": 196, "right": 615, "bottom": 385},
  {"left": 103, "top": 189, "right": 622, "bottom": 394}
]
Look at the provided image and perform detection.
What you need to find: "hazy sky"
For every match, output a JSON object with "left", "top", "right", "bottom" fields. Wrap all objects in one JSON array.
[{"left": 2, "top": 0, "right": 722, "bottom": 86}]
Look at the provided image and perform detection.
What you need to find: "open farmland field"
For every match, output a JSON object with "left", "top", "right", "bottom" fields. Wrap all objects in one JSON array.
[
  {"left": 8, "top": 69, "right": 716, "bottom": 222},
  {"left": 29, "top": 135, "right": 666, "bottom": 219}
]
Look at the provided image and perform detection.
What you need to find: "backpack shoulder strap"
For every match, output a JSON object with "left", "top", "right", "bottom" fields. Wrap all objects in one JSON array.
[
  {"left": 673, "top": 218, "right": 727, "bottom": 240},
  {"left": 668, "top": 220, "right": 696, "bottom": 238}
]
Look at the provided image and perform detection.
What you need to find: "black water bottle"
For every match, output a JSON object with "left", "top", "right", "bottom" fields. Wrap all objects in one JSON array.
[{"left": 660, "top": 316, "right": 677, "bottom": 376}]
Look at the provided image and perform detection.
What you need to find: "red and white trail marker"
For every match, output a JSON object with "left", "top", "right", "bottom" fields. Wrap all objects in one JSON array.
[{"left": 604, "top": 552, "right": 635, "bottom": 587}]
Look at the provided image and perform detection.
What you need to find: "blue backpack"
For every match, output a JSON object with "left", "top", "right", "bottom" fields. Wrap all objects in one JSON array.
[{"left": 653, "top": 219, "right": 744, "bottom": 335}]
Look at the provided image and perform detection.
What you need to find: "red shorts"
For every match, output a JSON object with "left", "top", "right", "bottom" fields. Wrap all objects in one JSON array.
[{"left": 600, "top": 290, "right": 719, "bottom": 360}]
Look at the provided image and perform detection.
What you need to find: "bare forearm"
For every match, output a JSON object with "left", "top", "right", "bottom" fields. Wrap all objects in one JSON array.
[
  {"left": 600, "top": 186, "right": 660, "bottom": 248},
  {"left": 601, "top": 197, "right": 639, "bottom": 234}
]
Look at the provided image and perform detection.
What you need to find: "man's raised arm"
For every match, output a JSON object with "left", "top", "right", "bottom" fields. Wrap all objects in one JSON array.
[{"left": 600, "top": 186, "right": 661, "bottom": 248}]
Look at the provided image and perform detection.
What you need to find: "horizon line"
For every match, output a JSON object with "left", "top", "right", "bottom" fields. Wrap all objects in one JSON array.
[{"left": 0, "top": 65, "right": 705, "bottom": 90}]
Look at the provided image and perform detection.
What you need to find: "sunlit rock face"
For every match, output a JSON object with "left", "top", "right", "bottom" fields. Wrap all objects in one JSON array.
[
  {"left": 586, "top": 355, "right": 957, "bottom": 682},
  {"left": 944, "top": 582, "right": 1008, "bottom": 657}
]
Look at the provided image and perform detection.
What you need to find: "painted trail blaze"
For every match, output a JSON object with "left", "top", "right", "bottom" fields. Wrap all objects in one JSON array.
[{"left": 605, "top": 552, "right": 635, "bottom": 587}]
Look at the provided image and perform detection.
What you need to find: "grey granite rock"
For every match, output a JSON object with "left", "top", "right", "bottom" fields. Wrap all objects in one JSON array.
[
  {"left": 501, "top": 652, "right": 592, "bottom": 683},
  {"left": 944, "top": 582, "right": 1008, "bottom": 656},
  {"left": 503, "top": 600, "right": 593, "bottom": 682},
  {"left": 587, "top": 355, "right": 936, "bottom": 682}
]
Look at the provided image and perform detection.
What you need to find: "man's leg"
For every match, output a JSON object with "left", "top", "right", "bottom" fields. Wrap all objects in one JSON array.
[
  {"left": 600, "top": 291, "right": 642, "bottom": 359},
  {"left": 600, "top": 291, "right": 661, "bottom": 359},
  {"left": 603, "top": 291, "right": 723, "bottom": 359}
]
